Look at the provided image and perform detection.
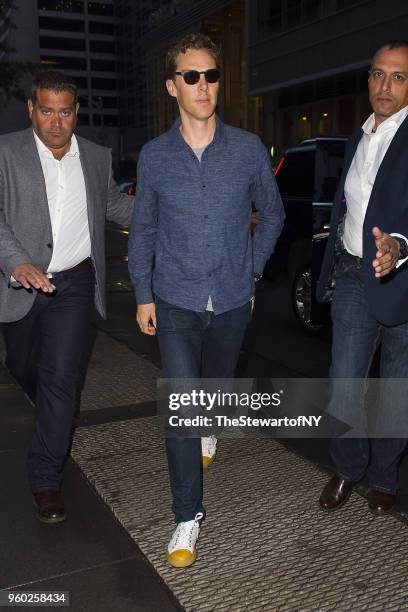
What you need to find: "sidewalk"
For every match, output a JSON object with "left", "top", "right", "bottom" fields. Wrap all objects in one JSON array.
[{"left": 2, "top": 328, "right": 408, "bottom": 611}]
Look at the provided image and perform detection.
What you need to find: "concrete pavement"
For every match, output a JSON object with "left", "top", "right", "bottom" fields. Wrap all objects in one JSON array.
[{"left": 2, "top": 326, "right": 408, "bottom": 611}]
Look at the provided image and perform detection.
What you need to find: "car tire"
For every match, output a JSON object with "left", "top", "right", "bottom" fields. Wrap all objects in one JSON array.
[{"left": 291, "top": 263, "right": 326, "bottom": 335}]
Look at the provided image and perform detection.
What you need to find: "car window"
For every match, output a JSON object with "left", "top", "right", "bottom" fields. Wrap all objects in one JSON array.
[
  {"left": 315, "top": 141, "right": 345, "bottom": 202},
  {"left": 275, "top": 149, "right": 315, "bottom": 198}
]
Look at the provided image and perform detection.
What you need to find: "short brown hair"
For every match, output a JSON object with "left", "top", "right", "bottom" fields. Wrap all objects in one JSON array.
[
  {"left": 30, "top": 70, "right": 78, "bottom": 104},
  {"left": 165, "top": 33, "right": 221, "bottom": 80}
]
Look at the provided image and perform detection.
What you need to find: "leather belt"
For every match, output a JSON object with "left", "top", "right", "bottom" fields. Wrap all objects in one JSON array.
[
  {"left": 341, "top": 250, "right": 362, "bottom": 267},
  {"left": 46, "top": 258, "right": 92, "bottom": 280}
]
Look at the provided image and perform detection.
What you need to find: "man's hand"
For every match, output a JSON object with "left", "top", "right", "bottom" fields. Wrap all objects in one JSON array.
[
  {"left": 136, "top": 302, "right": 157, "bottom": 335},
  {"left": 11, "top": 263, "right": 56, "bottom": 292},
  {"left": 372, "top": 227, "right": 400, "bottom": 278}
]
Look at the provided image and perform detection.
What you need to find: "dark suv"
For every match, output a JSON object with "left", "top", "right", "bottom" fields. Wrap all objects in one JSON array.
[{"left": 265, "top": 137, "right": 347, "bottom": 333}]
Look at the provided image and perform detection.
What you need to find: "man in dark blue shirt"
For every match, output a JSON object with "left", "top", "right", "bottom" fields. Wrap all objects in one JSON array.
[{"left": 128, "top": 33, "right": 284, "bottom": 568}]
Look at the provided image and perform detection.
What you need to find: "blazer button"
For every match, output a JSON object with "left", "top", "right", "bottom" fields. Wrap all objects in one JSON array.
[{"left": 46, "top": 243, "right": 52, "bottom": 248}]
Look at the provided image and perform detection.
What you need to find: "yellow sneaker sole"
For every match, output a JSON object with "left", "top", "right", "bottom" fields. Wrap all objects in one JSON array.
[{"left": 167, "top": 548, "right": 197, "bottom": 568}]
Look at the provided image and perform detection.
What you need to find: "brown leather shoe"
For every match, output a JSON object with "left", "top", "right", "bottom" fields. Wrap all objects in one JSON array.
[
  {"left": 33, "top": 490, "right": 67, "bottom": 524},
  {"left": 319, "top": 475, "right": 354, "bottom": 511},
  {"left": 367, "top": 490, "right": 396, "bottom": 516}
]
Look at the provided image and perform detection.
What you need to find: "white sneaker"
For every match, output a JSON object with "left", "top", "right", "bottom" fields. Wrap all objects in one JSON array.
[
  {"left": 201, "top": 435, "right": 217, "bottom": 468},
  {"left": 167, "top": 512, "right": 204, "bottom": 568}
]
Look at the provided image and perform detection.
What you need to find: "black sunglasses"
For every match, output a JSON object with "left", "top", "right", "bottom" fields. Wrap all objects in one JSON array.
[{"left": 174, "top": 69, "right": 221, "bottom": 85}]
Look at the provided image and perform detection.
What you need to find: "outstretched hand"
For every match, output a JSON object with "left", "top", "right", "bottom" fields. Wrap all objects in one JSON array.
[{"left": 372, "top": 227, "right": 400, "bottom": 278}]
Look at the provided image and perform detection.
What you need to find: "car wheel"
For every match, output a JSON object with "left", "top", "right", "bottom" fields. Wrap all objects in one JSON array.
[{"left": 291, "top": 264, "right": 326, "bottom": 335}]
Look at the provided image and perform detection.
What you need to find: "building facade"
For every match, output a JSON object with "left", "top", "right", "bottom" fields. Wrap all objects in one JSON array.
[
  {"left": 115, "top": 0, "right": 261, "bottom": 159},
  {"left": 0, "top": 0, "right": 119, "bottom": 154},
  {"left": 247, "top": 0, "right": 408, "bottom": 160}
]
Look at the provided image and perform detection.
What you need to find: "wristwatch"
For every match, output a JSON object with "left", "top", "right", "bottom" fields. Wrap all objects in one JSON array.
[
  {"left": 395, "top": 237, "right": 408, "bottom": 260},
  {"left": 254, "top": 273, "right": 263, "bottom": 283}
]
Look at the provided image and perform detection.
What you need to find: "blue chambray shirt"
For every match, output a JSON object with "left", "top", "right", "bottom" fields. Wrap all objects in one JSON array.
[{"left": 128, "top": 116, "right": 285, "bottom": 314}]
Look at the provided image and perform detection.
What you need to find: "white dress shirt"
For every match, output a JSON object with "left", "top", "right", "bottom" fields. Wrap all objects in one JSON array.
[
  {"left": 343, "top": 105, "right": 408, "bottom": 266},
  {"left": 33, "top": 131, "right": 91, "bottom": 273}
]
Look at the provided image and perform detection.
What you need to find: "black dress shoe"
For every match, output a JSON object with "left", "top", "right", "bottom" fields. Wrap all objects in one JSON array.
[
  {"left": 319, "top": 475, "right": 354, "bottom": 511},
  {"left": 33, "top": 490, "right": 67, "bottom": 524},
  {"left": 367, "top": 490, "right": 396, "bottom": 516}
]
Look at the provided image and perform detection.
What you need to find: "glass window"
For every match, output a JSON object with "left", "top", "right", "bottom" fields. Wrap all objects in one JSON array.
[
  {"left": 40, "top": 55, "right": 87, "bottom": 70},
  {"left": 40, "top": 36, "right": 85, "bottom": 51},
  {"left": 93, "top": 114, "right": 117, "bottom": 126},
  {"left": 90, "top": 39, "right": 115, "bottom": 53},
  {"left": 91, "top": 58, "right": 116, "bottom": 71},
  {"left": 338, "top": 97, "right": 355, "bottom": 135},
  {"left": 89, "top": 21, "right": 114, "bottom": 34},
  {"left": 315, "top": 141, "right": 346, "bottom": 201},
  {"left": 99, "top": 96, "right": 117, "bottom": 108},
  {"left": 91, "top": 77, "right": 116, "bottom": 89},
  {"left": 39, "top": 16, "right": 84, "bottom": 31},
  {"left": 87, "top": 2, "right": 114, "bottom": 16},
  {"left": 303, "top": 0, "right": 320, "bottom": 20},
  {"left": 268, "top": 1, "right": 282, "bottom": 33},
  {"left": 286, "top": 0, "right": 301, "bottom": 28},
  {"left": 275, "top": 149, "right": 315, "bottom": 198},
  {"left": 337, "top": 0, "right": 363, "bottom": 7},
  {"left": 78, "top": 113, "right": 90, "bottom": 125},
  {"left": 37, "top": 0, "right": 84, "bottom": 13},
  {"left": 73, "top": 76, "right": 87, "bottom": 88}
]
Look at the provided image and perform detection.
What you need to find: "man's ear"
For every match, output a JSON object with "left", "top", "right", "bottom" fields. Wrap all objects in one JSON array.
[
  {"left": 166, "top": 79, "right": 177, "bottom": 98},
  {"left": 27, "top": 98, "right": 34, "bottom": 118}
]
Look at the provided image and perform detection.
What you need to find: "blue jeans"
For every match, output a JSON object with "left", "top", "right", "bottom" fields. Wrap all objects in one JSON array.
[
  {"left": 329, "top": 255, "right": 408, "bottom": 494},
  {"left": 156, "top": 296, "right": 251, "bottom": 523}
]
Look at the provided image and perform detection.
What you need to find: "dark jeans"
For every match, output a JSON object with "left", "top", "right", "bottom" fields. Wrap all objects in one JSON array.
[
  {"left": 156, "top": 296, "right": 251, "bottom": 523},
  {"left": 2, "top": 264, "right": 94, "bottom": 492},
  {"left": 329, "top": 254, "right": 408, "bottom": 493}
]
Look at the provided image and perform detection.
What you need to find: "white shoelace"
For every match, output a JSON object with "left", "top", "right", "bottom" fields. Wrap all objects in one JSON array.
[
  {"left": 201, "top": 435, "right": 217, "bottom": 458},
  {"left": 168, "top": 512, "right": 204, "bottom": 553}
]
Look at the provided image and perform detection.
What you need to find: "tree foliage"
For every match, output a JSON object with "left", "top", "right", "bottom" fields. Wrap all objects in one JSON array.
[{"left": 0, "top": 0, "right": 37, "bottom": 106}]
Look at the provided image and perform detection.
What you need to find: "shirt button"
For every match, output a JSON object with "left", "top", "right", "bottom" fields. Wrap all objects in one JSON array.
[
  {"left": 207, "top": 273, "right": 212, "bottom": 277},
  {"left": 202, "top": 184, "right": 206, "bottom": 188},
  {"left": 204, "top": 215, "right": 208, "bottom": 219}
]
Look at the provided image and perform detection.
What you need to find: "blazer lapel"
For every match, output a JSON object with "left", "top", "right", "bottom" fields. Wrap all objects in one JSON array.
[
  {"left": 77, "top": 138, "right": 95, "bottom": 240},
  {"left": 368, "top": 115, "right": 408, "bottom": 204},
  {"left": 21, "top": 129, "right": 53, "bottom": 238},
  {"left": 341, "top": 128, "right": 363, "bottom": 191}
]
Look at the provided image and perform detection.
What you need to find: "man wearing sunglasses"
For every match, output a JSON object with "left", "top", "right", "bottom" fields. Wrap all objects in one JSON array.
[{"left": 128, "top": 33, "right": 284, "bottom": 567}]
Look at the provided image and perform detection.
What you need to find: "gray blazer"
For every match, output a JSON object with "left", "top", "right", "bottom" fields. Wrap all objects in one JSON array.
[{"left": 0, "top": 128, "right": 133, "bottom": 322}]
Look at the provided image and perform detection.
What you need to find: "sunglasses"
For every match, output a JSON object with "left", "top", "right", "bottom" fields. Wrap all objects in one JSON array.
[{"left": 174, "top": 68, "right": 221, "bottom": 85}]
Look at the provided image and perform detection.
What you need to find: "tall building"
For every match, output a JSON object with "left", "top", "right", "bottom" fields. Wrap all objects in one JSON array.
[
  {"left": 247, "top": 0, "right": 408, "bottom": 160},
  {"left": 0, "top": 1, "right": 40, "bottom": 130},
  {"left": 114, "top": 0, "right": 161, "bottom": 165},
  {"left": 115, "top": 0, "right": 261, "bottom": 159},
  {"left": 0, "top": 0, "right": 119, "bottom": 155}
]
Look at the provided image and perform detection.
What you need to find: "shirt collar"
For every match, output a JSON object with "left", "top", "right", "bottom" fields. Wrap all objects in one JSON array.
[
  {"left": 169, "top": 115, "right": 226, "bottom": 151},
  {"left": 362, "top": 104, "right": 408, "bottom": 134},
  {"left": 33, "top": 129, "right": 80, "bottom": 158}
]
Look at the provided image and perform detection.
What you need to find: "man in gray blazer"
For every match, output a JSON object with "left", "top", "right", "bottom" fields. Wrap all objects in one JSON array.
[{"left": 0, "top": 71, "right": 133, "bottom": 523}]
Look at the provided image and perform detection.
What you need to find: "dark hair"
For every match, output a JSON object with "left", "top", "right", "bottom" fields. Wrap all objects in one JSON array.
[
  {"left": 30, "top": 70, "right": 78, "bottom": 104},
  {"left": 165, "top": 32, "right": 221, "bottom": 80}
]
